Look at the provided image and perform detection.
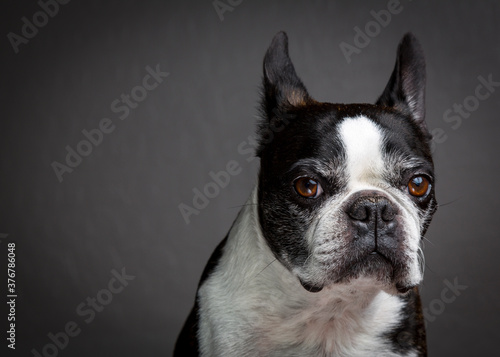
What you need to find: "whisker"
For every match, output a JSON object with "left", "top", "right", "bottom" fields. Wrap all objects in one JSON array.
[
  {"left": 417, "top": 245, "right": 426, "bottom": 276},
  {"left": 302, "top": 251, "right": 316, "bottom": 270},
  {"left": 437, "top": 198, "right": 461, "bottom": 208},
  {"left": 254, "top": 258, "right": 277, "bottom": 279},
  {"left": 422, "top": 236, "right": 434, "bottom": 246},
  {"left": 227, "top": 203, "right": 258, "bottom": 209},
  {"left": 422, "top": 262, "right": 439, "bottom": 278}
]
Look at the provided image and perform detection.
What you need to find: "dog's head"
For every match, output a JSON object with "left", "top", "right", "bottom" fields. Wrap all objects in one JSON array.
[{"left": 256, "top": 32, "right": 437, "bottom": 295}]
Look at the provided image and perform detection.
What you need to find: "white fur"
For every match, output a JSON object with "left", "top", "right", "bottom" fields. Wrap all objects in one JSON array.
[
  {"left": 339, "top": 116, "right": 385, "bottom": 190},
  {"left": 197, "top": 188, "right": 417, "bottom": 357}
]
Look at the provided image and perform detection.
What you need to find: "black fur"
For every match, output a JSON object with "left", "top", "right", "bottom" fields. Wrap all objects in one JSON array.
[
  {"left": 377, "top": 33, "right": 428, "bottom": 130},
  {"left": 386, "top": 287, "right": 428, "bottom": 356}
]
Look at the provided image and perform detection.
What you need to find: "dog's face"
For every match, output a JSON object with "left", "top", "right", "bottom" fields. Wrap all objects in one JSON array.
[{"left": 257, "top": 32, "right": 437, "bottom": 295}]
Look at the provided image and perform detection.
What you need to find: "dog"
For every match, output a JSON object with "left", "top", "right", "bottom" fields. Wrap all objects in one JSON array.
[{"left": 174, "top": 31, "right": 437, "bottom": 357}]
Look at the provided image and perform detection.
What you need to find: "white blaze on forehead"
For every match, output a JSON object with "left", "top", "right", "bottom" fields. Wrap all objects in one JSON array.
[{"left": 338, "top": 116, "right": 385, "bottom": 187}]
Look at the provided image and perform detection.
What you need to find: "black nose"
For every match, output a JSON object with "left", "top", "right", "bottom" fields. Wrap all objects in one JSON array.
[
  {"left": 345, "top": 193, "right": 400, "bottom": 255},
  {"left": 347, "top": 195, "right": 396, "bottom": 225}
]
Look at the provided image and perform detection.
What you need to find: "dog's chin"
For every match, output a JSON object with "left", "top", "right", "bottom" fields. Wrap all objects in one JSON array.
[{"left": 299, "top": 253, "right": 417, "bottom": 295}]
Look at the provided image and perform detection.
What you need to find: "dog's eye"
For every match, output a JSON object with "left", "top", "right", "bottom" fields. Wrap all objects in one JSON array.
[
  {"left": 408, "top": 176, "right": 430, "bottom": 197},
  {"left": 294, "top": 177, "right": 322, "bottom": 198}
]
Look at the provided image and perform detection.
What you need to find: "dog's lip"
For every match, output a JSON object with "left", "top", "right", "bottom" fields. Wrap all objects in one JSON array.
[
  {"left": 329, "top": 250, "right": 395, "bottom": 283},
  {"left": 366, "top": 250, "right": 396, "bottom": 272},
  {"left": 299, "top": 279, "right": 323, "bottom": 293},
  {"left": 369, "top": 250, "right": 391, "bottom": 262},
  {"left": 395, "top": 283, "right": 414, "bottom": 294}
]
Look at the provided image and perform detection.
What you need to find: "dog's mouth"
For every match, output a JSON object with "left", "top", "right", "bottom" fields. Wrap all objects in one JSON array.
[
  {"left": 347, "top": 250, "right": 395, "bottom": 280},
  {"left": 299, "top": 250, "right": 413, "bottom": 294}
]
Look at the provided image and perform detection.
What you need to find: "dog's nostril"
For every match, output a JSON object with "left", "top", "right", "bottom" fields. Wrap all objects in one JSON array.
[
  {"left": 347, "top": 196, "right": 396, "bottom": 223},
  {"left": 381, "top": 203, "right": 396, "bottom": 222},
  {"left": 347, "top": 203, "right": 369, "bottom": 221}
]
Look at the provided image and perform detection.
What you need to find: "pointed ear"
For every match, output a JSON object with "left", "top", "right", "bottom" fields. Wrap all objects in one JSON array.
[
  {"left": 376, "top": 33, "right": 427, "bottom": 130},
  {"left": 261, "top": 32, "right": 312, "bottom": 118}
]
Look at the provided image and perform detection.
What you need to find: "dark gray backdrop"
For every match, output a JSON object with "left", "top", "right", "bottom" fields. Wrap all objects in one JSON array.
[{"left": 1, "top": 0, "right": 499, "bottom": 356}]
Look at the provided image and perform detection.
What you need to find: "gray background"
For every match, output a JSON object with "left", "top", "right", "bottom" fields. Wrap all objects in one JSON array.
[{"left": 1, "top": 0, "right": 499, "bottom": 356}]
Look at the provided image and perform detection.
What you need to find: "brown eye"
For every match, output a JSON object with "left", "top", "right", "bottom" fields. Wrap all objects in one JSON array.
[
  {"left": 408, "top": 176, "right": 430, "bottom": 197},
  {"left": 294, "top": 177, "right": 322, "bottom": 198}
]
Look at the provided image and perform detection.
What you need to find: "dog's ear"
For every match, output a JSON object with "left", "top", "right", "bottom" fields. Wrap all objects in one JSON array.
[
  {"left": 261, "top": 32, "right": 312, "bottom": 118},
  {"left": 376, "top": 33, "right": 427, "bottom": 131}
]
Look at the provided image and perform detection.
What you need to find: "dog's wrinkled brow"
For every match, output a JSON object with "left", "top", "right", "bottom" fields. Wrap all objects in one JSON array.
[
  {"left": 385, "top": 151, "right": 432, "bottom": 174},
  {"left": 288, "top": 158, "right": 345, "bottom": 178},
  {"left": 382, "top": 151, "right": 434, "bottom": 186}
]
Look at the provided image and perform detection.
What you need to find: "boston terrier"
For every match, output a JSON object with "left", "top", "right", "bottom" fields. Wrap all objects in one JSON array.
[{"left": 175, "top": 31, "right": 437, "bottom": 357}]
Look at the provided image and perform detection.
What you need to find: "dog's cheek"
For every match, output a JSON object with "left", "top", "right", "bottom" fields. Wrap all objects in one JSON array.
[
  {"left": 259, "top": 195, "right": 316, "bottom": 269},
  {"left": 397, "top": 207, "right": 425, "bottom": 286},
  {"left": 417, "top": 196, "right": 438, "bottom": 237},
  {"left": 300, "top": 197, "right": 352, "bottom": 280},
  {"left": 407, "top": 254, "right": 424, "bottom": 286}
]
